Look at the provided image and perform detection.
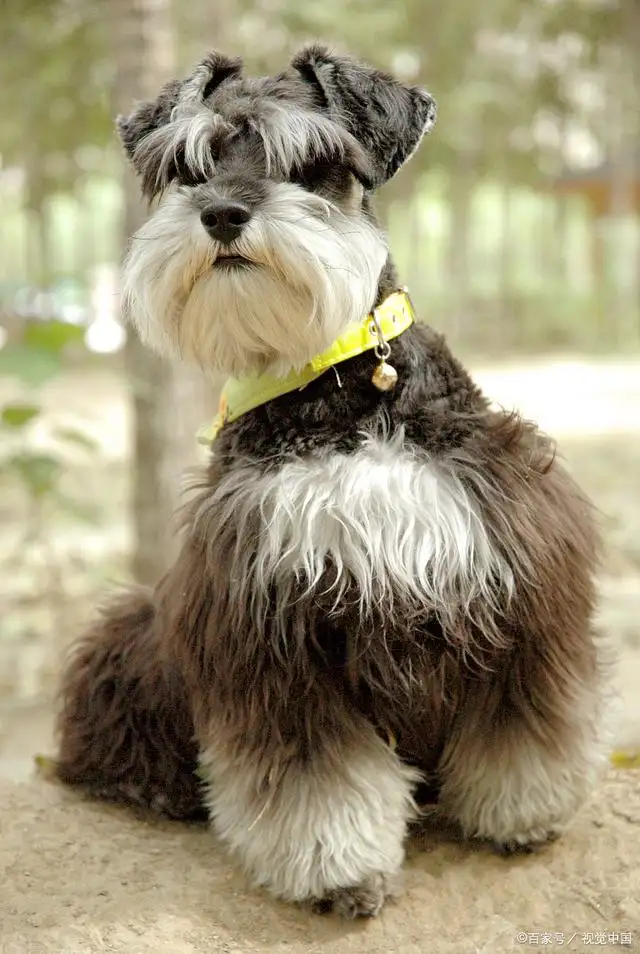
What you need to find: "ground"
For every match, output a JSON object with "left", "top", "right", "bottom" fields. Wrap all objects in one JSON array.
[
  {"left": 0, "top": 356, "right": 639, "bottom": 952},
  {"left": 1, "top": 771, "right": 638, "bottom": 954}
]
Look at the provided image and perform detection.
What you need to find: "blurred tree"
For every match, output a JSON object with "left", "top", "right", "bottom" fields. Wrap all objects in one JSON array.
[
  {"left": 111, "top": 0, "right": 176, "bottom": 585},
  {"left": 0, "top": 0, "right": 111, "bottom": 285}
]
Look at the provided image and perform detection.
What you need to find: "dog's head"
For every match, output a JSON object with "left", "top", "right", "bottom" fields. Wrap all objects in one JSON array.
[{"left": 119, "top": 46, "right": 436, "bottom": 376}]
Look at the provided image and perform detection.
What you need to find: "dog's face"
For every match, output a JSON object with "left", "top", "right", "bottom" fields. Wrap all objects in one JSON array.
[{"left": 119, "top": 46, "right": 436, "bottom": 376}]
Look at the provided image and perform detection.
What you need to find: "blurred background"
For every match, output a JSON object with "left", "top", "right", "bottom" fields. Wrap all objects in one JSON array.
[{"left": 0, "top": 0, "right": 638, "bottom": 778}]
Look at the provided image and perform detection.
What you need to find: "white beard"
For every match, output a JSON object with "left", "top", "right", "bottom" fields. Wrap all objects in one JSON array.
[{"left": 122, "top": 183, "right": 388, "bottom": 377}]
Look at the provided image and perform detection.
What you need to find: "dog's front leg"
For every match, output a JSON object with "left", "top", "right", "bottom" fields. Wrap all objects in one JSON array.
[{"left": 199, "top": 704, "right": 420, "bottom": 917}]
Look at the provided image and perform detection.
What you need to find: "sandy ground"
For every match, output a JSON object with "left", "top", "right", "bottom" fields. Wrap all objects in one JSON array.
[{"left": 1, "top": 771, "right": 639, "bottom": 954}]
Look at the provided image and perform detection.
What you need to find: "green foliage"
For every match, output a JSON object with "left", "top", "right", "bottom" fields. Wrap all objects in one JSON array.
[
  {"left": 0, "top": 345, "right": 62, "bottom": 387},
  {"left": 51, "top": 426, "right": 99, "bottom": 453},
  {"left": 274, "top": 0, "right": 636, "bottom": 186},
  {"left": 3, "top": 452, "right": 62, "bottom": 499},
  {"left": 1, "top": 404, "right": 40, "bottom": 428},
  {"left": 0, "top": 320, "right": 85, "bottom": 386},
  {"left": 24, "top": 320, "right": 85, "bottom": 352},
  {"left": 0, "top": 0, "right": 112, "bottom": 198},
  {"left": 0, "top": 316, "right": 98, "bottom": 521}
]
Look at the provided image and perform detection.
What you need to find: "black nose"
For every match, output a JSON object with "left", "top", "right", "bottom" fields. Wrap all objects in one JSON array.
[{"left": 200, "top": 201, "right": 252, "bottom": 244}]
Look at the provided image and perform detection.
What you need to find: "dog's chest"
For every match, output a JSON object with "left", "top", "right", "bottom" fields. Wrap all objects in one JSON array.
[{"left": 213, "top": 438, "right": 509, "bottom": 613}]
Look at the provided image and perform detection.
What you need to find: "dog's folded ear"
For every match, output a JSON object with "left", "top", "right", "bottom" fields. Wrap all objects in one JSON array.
[
  {"left": 116, "top": 53, "right": 242, "bottom": 196},
  {"left": 292, "top": 45, "right": 436, "bottom": 187},
  {"left": 116, "top": 79, "right": 182, "bottom": 166}
]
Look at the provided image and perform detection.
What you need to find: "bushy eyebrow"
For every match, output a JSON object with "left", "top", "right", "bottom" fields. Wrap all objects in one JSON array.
[
  {"left": 251, "top": 102, "right": 352, "bottom": 175},
  {"left": 132, "top": 103, "right": 233, "bottom": 196},
  {"left": 132, "top": 98, "right": 372, "bottom": 196}
]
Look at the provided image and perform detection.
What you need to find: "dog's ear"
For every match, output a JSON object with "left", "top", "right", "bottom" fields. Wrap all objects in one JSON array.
[
  {"left": 116, "top": 52, "right": 242, "bottom": 196},
  {"left": 292, "top": 44, "right": 436, "bottom": 188},
  {"left": 116, "top": 79, "right": 183, "bottom": 163}
]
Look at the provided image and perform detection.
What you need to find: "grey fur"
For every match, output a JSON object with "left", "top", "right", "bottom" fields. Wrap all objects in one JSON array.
[{"left": 117, "top": 44, "right": 436, "bottom": 196}]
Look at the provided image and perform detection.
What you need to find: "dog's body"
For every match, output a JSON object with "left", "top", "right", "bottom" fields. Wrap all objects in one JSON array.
[{"left": 56, "top": 46, "right": 608, "bottom": 918}]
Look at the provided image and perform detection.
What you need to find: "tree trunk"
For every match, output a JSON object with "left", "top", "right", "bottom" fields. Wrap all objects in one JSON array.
[
  {"left": 550, "top": 115, "right": 571, "bottom": 291},
  {"left": 551, "top": 195, "right": 570, "bottom": 287},
  {"left": 623, "top": 0, "right": 640, "bottom": 341},
  {"left": 590, "top": 213, "right": 607, "bottom": 336},
  {"left": 446, "top": 152, "right": 474, "bottom": 343},
  {"left": 23, "top": 154, "right": 52, "bottom": 290},
  {"left": 111, "top": 0, "right": 176, "bottom": 585},
  {"left": 497, "top": 178, "right": 514, "bottom": 338},
  {"left": 606, "top": 44, "right": 636, "bottom": 347}
]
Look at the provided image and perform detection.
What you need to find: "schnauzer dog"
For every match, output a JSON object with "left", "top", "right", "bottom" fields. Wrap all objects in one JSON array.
[{"left": 55, "top": 46, "right": 608, "bottom": 918}]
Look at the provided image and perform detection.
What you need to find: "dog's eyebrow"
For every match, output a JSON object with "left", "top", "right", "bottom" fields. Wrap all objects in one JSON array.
[
  {"left": 252, "top": 102, "right": 351, "bottom": 175},
  {"left": 132, "top": 99, "right": 362, "bottom": 196},
  {"left": 133, "top": 103, "right": 233, "bottom": 195}
]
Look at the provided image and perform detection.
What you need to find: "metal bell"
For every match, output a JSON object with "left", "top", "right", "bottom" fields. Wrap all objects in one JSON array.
[{"left": 371, "top": 360, "right": 398, "bottom": 391}]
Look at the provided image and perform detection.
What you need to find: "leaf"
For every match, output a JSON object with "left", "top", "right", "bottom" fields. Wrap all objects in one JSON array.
[
  {"left": 610, "top": 750, "right": 640, "bottom": 770},
  {"left": 52, "top": 426, "right": 99, "bottom": 452},
  {"left": 33, "top": 753, "right": 59, "bottom": 782},
  {"left": 1, "top": 403, "right": 41, "bottom": 428},
  {"left": 53, "top": 491, "right": 101, "bottom": 524},
  {"left": 4, "top": 452, "right": 62, "bottom": 498},
  {"left": 0, "top": 345, "right": 61, "bottom": 386},
  {"left": 24, "top": 320, "right": 85, "bottom": 353}
]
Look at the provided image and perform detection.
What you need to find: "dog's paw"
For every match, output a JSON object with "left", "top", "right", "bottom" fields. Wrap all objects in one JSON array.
[
  {"left": 492, "top": 825, "right": 562, "bottom": 856},
  {"left": 312, "top": 873, "right": 399, "bottom": 919}
]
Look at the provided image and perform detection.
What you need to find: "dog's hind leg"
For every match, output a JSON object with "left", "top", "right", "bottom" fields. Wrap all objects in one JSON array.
[
  {"left": 199, "top": 695, "right": 420, "bottom": 917},
  {"left": 436, "top": 654, "right": 608, "bottom": 853},
  {"left": 435, "top": 430, "right": 610, "bottom": 851},
  {"left": 55, "top": 588, "right": 205, "bottom": 820}
]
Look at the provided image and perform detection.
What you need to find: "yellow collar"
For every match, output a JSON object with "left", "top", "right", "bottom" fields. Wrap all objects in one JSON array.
[{"left": 197, "top": 288, "right": 415, "bottom": 445}]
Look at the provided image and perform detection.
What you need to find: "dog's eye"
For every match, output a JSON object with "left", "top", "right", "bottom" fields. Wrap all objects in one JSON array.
[
  {"left": 176, "top": 166, "right": 210, "bottom": 187},
  {"left": 290, "top": 162, "right": 352, "bottom": 192},
  {"left": 174, "top": 143, "right": 219, "bottom": 187},
  {"left": 289, "top": 162, "right": 327, "bottom": 189}
]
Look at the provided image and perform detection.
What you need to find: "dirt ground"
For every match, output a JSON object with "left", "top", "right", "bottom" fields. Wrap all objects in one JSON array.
[{"left": 1, "top": 771, "right": 639, "bottom": 954}]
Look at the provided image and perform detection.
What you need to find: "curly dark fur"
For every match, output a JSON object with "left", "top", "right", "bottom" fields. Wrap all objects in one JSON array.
[{"left": 55, "top": 588, "right": 205, "bottom": 820}]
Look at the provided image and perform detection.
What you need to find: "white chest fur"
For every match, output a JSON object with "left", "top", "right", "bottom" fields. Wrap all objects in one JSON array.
[{"left": 200, "top": 434, "right": 512, "bottom": 628}]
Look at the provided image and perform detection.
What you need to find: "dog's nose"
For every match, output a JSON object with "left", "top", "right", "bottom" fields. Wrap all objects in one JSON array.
[{"left": 200, "top": 201, "right": 252, "bottom": 244}]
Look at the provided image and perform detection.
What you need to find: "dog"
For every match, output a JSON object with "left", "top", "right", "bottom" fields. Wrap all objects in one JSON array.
[{"left": 55, "top": 45, "right": 609, "bottom": 919}]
